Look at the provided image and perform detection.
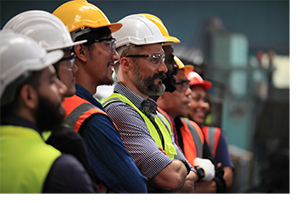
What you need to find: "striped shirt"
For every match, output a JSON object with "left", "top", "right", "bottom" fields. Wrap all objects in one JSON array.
[{"left": 104, "top": 83, "right": 189, "bottom": 178}]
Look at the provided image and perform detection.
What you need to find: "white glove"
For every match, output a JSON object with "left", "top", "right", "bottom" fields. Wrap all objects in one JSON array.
[{"left": 193, "top": 157, "right": 215, "bottom": 181}]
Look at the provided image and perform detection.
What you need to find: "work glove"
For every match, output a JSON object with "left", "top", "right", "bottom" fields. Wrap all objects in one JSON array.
[{"left": 193, "top": 157, "right": 215, "bottom": 181}]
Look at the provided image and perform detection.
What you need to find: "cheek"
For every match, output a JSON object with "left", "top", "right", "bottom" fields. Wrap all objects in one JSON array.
[{"left": 189, "top": 100, "right": 198, "bottom": 111}]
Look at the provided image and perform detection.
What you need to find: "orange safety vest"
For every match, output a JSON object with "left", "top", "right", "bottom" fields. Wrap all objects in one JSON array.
[
  {"left": 179, "top": 118, "right": 205, "bottom": 166},
  {"left": 157, "top": 108, "right": 205, "bottom": 166},
  {"left": 62, "top": 94, "right": 114, "bottom": 193},
  {"left": 201, "top": 126, "right": 221, "bottom": 158},
  {"left": 63, "top": 95, "right": 109, "bottom": 132}
]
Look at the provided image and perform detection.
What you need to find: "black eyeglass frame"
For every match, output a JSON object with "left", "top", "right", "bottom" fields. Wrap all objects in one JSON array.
[{"left": 174, "top": 79, "right": 191, "bottom": 92}]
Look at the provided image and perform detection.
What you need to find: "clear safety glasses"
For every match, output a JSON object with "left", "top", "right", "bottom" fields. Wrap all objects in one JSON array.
[
  {"left": 93, "top": 37, "right": 117, "bottom": 54},
  {"left": 126, "top": 53, "right": 165, "bottom": 65}
]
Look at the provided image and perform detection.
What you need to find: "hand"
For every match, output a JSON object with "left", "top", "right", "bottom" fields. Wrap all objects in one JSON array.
[{"left": 193, "top": 157, "right": 215, "bottom": 181}]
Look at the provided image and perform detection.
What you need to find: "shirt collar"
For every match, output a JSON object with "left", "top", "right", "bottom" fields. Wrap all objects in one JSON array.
[
  {"left": 75, "top": 84, "right": 105, "bottom": 110},
  {"left": 1, "top": 114, "right": 42, "bottom": 135},
  {"left": 114, "top": 83, "right": 158, "bottom": 114}
]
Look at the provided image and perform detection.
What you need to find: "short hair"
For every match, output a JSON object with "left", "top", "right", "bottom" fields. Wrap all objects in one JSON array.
[
  {"left": 74, "top": 26, "right": 111, "bottom": 53},
  {"left": 1, "top": 70, "right": 42, "bottom": 116}
]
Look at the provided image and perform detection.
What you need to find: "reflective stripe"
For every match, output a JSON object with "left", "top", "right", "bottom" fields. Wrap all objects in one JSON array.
[
  {"left": 63, "top": 95, "right": 106, "bottom": 132},
  {"left": 181, "top": 118, "right": 203, "bottom": 159},
  {"left": 202, "top": 126, "right": 221, "bottom": 158},
  {"left": 103, "top": 93, "right": 177, "bottom": 159}
]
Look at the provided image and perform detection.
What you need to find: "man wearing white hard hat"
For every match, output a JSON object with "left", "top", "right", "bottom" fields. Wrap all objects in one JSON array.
[
  {"left": 2, "top": 10, "right": 100, "bottom": 188},
  {"left": 103, "top": 14, "right": 197, "bottom": 193},
  {"left": 0, "top": 30, "right": 97, "bottom": 193}
]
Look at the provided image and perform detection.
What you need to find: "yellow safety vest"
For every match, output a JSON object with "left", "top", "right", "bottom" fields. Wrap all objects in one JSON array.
[
  {"left": 103, "top": 93, "right": 177, "bottom": 159},
  {"left": 0, "top": 125, "right": 61, "bottom": 193}
]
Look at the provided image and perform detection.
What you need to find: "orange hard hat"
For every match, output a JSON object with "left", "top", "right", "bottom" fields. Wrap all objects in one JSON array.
[{"left": 185, "top": 71, "right": 212, "bottom": 90}]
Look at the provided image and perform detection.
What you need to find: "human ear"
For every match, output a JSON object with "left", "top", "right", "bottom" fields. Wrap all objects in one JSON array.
[
  {"left": 119, "top": 57, "right": 132, "bottom": 72},
  {"left": 19, "top": 85, "right": 38, "bottom": 109},
  {"left": 74, "top": 44, "right": 87, "bottom": 62}
]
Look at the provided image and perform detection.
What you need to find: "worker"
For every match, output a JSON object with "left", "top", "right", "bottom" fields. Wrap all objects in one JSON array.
[
  {"left": 186, "top": 70, "right": 234, "bottom": 191},
  {"left": 2, "top": 10, "right": 100, "bottom": 187},
  {"left": 139, "top": 13, "right": 180, "bottom": 95},
  {"left": 103, "top": 14, "right": 197, "bottom": 193},
  {"left": 0, "top": 30, "right": 98, "bottom": 193},
  {"left": 52, "top": 0, "right": 147, "bottom": 193},
  {"left": 157, "top": 56, "right": 227, "bottom": 193}
]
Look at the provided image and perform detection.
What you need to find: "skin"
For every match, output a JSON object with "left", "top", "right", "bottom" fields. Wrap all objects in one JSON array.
[
  {"left": 189, "top": 85, "right": 233, "bottom": 191},
  {"left": 56, "top": 50, "right": 78, "bottom": 97},
  {"left": 17, "top": 66, "right": 67, "bottom": 126},
  {"left": 189, "top": 85, "right": 210, "bottom": 125},
  {"left": 117, "top": 43, "right": 190, "bottom": 192},
  {"left": 157, "top": 69, "right": 198, "bottom": 193},
  {"left": 74, "top": 33, "right": 119, "bottom": 95},
  {"left": 157, "top": 69, "right": 192, "bottom": 119},
  {"left": 117, "top": 44, "right": 167, "bottom": 99}
]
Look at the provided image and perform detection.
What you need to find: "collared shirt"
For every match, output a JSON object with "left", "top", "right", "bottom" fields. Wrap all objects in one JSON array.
[
  {"left": 74, "top": 84, "right": 148, "bottom": 193},
  {"left": 104, "top": 83, "right": 189, "bottom": 179}
]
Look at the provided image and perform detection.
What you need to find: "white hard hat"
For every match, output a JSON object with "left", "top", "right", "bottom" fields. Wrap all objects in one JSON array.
[
  {"left": 0, "top": 30, "right": 63, "bottom": 104},
  {"left": 113, "top": 14, "right": 167, "bottom": 48},
  {"left": 3, "top": 10, "right": 86, "bottom": 51}
]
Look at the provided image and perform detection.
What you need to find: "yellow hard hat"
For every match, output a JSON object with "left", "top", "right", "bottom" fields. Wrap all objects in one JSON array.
[
  {"left": 139, "top": 13, "right": 180, "bottom": 44},
  {"left": 174, "top": 56, "right": 194, "bottom": 74},
  {"left": 53, "top": 0, "right": 122, "bottom": 37}
]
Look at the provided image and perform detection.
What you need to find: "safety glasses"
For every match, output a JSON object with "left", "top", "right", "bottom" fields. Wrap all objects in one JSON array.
[
  {"left": 93, "top": 37, "right": 117, "bottom": 54},
  {"left": 126, "top": 53, "right": 165, "bottom": 65}
]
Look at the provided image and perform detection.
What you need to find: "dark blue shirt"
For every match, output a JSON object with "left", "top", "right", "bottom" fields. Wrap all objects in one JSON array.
[{"left": 74, "top": 84, "right": 148, "bottom": 193}]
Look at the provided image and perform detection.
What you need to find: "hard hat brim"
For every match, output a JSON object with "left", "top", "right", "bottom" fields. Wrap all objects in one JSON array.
[{"left": 108, "top": 22, "right": 123, "bottom": 33}]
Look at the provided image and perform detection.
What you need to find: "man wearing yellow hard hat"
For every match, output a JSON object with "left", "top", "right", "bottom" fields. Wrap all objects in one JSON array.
[{"left": 52, "top": 0, "right": 147, "bottom": 193}]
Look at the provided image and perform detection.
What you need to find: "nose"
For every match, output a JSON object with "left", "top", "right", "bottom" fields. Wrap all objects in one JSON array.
[
  {"left": 56, "top": 78, "right": 67, "bottom": 96},
  {"left": 158, "top": 61, "right": 168, "bottom": 73},
  {"left": 185, "top": 86, "right": 192, "bottom": 98},
  {"left": 113, "top": 50, "right": 120, "bottom": 62}
]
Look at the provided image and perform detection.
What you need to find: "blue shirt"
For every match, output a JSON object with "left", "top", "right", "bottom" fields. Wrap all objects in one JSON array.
[
  {"left": 74, "top": 84, "right": 148, "bottom": 193},
  {"left": 104, "top": 83, "right": 192, "bottom": 179}
]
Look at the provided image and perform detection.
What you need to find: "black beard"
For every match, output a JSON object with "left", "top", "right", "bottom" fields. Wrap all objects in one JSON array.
[
  {"left": 163, "top": 76, "right": 177, "bottom": 93},
  {"left": 35, "top": 94, "right": 65, "bottom": 132}
]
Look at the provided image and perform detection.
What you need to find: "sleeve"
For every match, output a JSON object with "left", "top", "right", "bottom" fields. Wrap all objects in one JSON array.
[
  {"left": 214, "top": 131, "right": 235, "bottom": 169},
  {"left": 43, "top": 154, "right": 98, "bottom": 193},
  {"left": 202, "top": 138, "right": 227, "bottom": 193},
  {"left": 80, "top": 113, "right": 148, "bottom": 193},
  {"left": 105, "top": 102, "right": 173, "bottom": 179}
]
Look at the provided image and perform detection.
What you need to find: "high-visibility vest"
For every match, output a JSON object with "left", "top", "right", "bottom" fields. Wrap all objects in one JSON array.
[
  {"left": 62, "top": 94, "right": 114, "bottom": 192},
  {"left": 103, "top": 93, "right": 177, "bottom": 159},
  {"left": 178, "top": 118, "right": 205, "bottom": 166},
  {"left": 0, "top": 125, "right": 61, "bottom": 193},
  {"left": 201, "top": 126, "right": 221, "bottom": 158},
  {"left": 63, "top": 94, "right": 109, "bottom": 132}
]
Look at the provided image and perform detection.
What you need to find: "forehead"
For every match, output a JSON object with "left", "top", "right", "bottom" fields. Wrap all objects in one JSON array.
[
  {"left": 176, "top": 69, "right": 187, "bottom": 80},
  {"left": 140, "top": 43, "right": 164, "bottom": 53},
  {"left": 191, "top": 85, "right": 206, "bottom": 93}
]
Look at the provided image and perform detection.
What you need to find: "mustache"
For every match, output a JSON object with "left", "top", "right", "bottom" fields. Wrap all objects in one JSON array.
[{"left": 153, "top": 72, "right": 167, "bottom": 81}]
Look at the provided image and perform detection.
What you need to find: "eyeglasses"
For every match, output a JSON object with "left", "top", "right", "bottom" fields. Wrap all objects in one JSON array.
[
  {"left": 54, "top": 52, "right": 76, "bottom": 71},
  {"left": 93, "top": 37, "right": 117, "bottom": 53},
  {"left": 126, "top": 53, "right": 165, "bottom": 65},
  {"left": 175, "top": 80, "right": 190, "bottom": 92}
]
